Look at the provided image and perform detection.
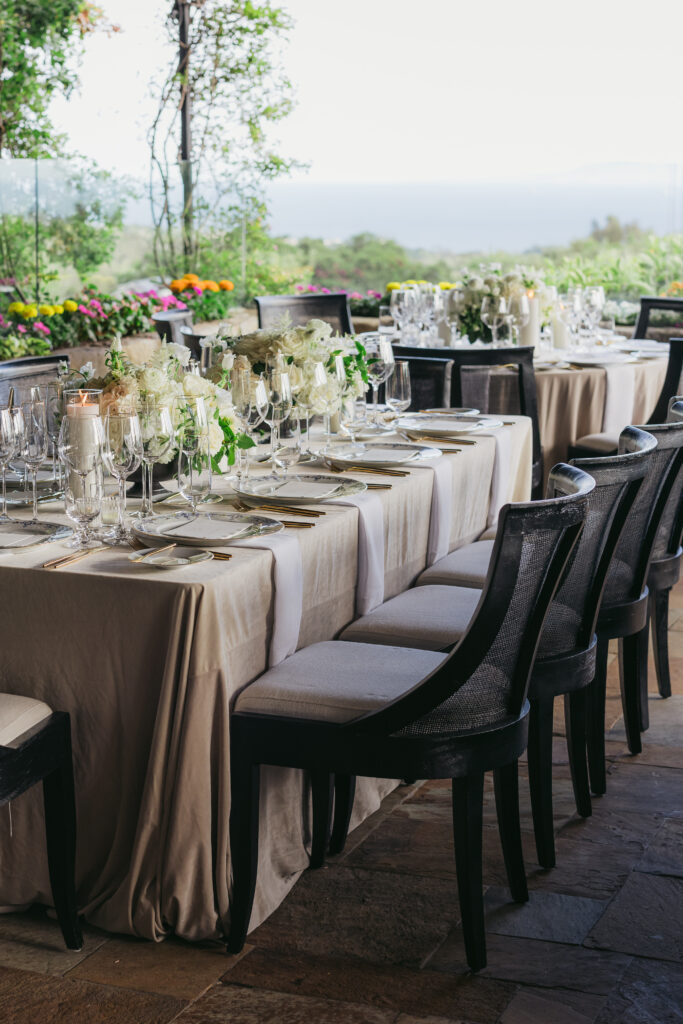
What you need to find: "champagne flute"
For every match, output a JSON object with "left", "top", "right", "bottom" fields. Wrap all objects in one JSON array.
[
  {"left": 0, "top": 407, "right": 17, "bottom": 522},
  {"left": 481, "top": 295, "right": 509, "bottom": 347},
  {"left": 102, "top": 411, "right": 143, "bottom": 544},
  {"left": 385, "top": 360, "right": 411, "bottom": 415},
  {"left": 58, "top": 413, "right": 104, "bottom": 549},
  {"left": 137, "top": 399, "right": 174, "bottom": 518},
  {"left": 21, "top": 391, "right": 48, "bottom": 522}
]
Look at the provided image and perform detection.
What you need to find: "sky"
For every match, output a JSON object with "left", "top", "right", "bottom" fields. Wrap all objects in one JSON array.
[{"left": 50, "top": 0, "right": 683, "bottom": 187}]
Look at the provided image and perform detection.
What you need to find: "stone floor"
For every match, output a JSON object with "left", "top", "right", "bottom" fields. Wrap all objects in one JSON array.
[{"left": 2, "top": 603, "right": 683, "bottom": 1023}]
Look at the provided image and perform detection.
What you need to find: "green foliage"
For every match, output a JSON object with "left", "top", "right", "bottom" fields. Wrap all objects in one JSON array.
[{"left": 0, "top": 333, "right": 51, "bottom": 360}]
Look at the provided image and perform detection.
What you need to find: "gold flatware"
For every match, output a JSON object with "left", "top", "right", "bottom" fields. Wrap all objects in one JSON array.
[
  {"left": 43, "top": 545, "right": 109, "bottom": 570},
  {"left": 407, "top": 434, "right": 478, "bottom": 446},
  {"left": 130, "top": 543, "right": 176, "bottom": 563},
  {"left": 247, "top": 504, "right": 323, "bottom": 518},
  {"left": 212, "top": 551, "right": 232, "bottom": 560},
  {"left": 282, "top": 521, "right": 315, "bottom": 529},
  {"left": 330, "top": 464, "right": 409, "bottom": 477},
  {"left": 365, "top": 482, "right": 392, "bottom": 489}
]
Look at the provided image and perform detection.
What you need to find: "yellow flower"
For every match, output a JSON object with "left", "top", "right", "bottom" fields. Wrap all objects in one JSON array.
[
  {"left": 7, "top": 302, "right": 24, "bottom": 314},
  {"left": 403, "top": 279, "right": 417, "bottom": 285},
  {"left": 64, "top": 300, "right": 78, "bottom": 312},
  {"left": 53, "top": 304, "right": 64, "bottom": 314},
  {"left": 23, "top": 305, "right": 38, "bottom": 318},
  {"left": 39, "top": 304, "right": 54, "bottom": 316},
  {"left": 386, "top": 282, "right": 401, "bottom": 291},
  {"left": 417, "top": 279, "right": 428, "bottom": 285},
  {"left": 438, "top": 282, "right": 453, "bottom": 290}
]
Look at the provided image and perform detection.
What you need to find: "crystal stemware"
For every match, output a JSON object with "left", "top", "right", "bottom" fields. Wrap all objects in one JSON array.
[
  {"left": 45, "top": 381, "right": 64, "bottom": 486},
  {"left": 137, "top": 399, "right": 174, "bottom": 518},
  {"left": 320, "top": 354, "right": 346, "bottom": 452},
  {"left": 229, "top": 368, "right": 253, "bottom": 485},
  {"left": 21, "top": 390, "right": 48, "bottom": 522},
  {"left": 58, "top": 412, "right": 104, "bottom": 549},
  {"left": 102, "top": 411, "right": 143, "bottom": 544},
  {"left": 0, "top": 407, "right": 17, "bottom": 521},
  {"left": 481, "top": 295, "right": 510, "bottom": 347},
  {"left": 175, "top": 395, "right": 212, "bottom": 513},
  {"left": 264, "top": 369, "right": 292, "bottom": 461},
  {"left": 508, "top": 294, "right": 530, "bottom": 346},
  {"left": 366, "top": 338, "right": 395, "bottom": 430},
  {"left": 385, "top": 360, "right": 411, "bottom": 415}
]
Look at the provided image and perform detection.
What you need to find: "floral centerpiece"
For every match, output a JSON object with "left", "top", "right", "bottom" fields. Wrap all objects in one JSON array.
[
  {"left": 64, "top": 339, "right": 253, "bottom": 469},
  {"left": 447, "top": 266, "right": 548, "bottom": 342}
]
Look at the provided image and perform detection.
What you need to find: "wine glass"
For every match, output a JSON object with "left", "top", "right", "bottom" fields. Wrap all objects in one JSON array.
[
  {"left": 273, "top": 419, "right": 301, "bottom": 480},
  {"left": 340, "top": 394, "right": 367, "bottom": 451},
  {"left": 320, "top": 354, "right": 346, "bottom": 452},
  {"left": 508, "top": 294, "right": 530, "bottom": 346},
  {"left": 385, "top": 360, "right": 411, "bottom": 415},
  {"left": 481, "top": 295, "right": 509, "bottom": 347},
  {"left": 296, "top": 361, "right": 327, "bottom": 456},
  {"left": 102, "top": 411, "right": 143, "bottom": 544},
  {"left": 444, "top": 288, "right": 465, "bottom": 347},
  {"left": 137, "top": 399, "right": 174, "bottom": 518},
  {"left": 0, "top": 407, "right": 18, "bottom": 522},
  {"left": 228, "top": 368, "right": 253, "bottom": 485},
  {"left": 175, "top": 395, "right": 212, "bottom": 512},
  {"left": 264, "top": 369, "right": 292, "bottom": 461},
  {"left": 583, "top": 286, "right": 606, "bottom": 340},
  {"left": 559, "top": 292, "right": 583, "bottom": 349},
  {"left": 58, "top": 413, "right": 104, "bottom": 549},
  {"left": 21, "top": 390, "right": 48, "bottom": 522},
  {"left": 366, "top": 338, "right": 395, "bottom": 430},
  {"left": 45, "top": 381, "right": 64, "bottom": 486},
  {"left": 390, "top": 288, "right": 418, "bottom": 343}
]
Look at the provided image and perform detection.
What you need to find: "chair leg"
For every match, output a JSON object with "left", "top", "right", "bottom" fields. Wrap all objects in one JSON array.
[
  {"left": 527, "top": 697, "right": 556, "bottom": 869},
  {"left": 451, "top": 773, "right": 486, "bottom": 972},
  {"left": 310, "top": 771, "right": 334, "bottom": 869},
  {"left": 42, "top": 721, "right": 82, "bottom": 951},
  {"left": 329, "top": 774, "right": 356, "bottom": 856},
  {"left": 650, "top": 588, "right": 672, "bottom": 699},
  {"left": 564, "top": 688, "right": 592, "bottom": 819},
  {"left": 493, "top": 761, "right": 528, "bottom": 902},
  {"left": 618, "top": 629, "right": 646, "bottom": 754},
  {"left": 226, "top": 748, "right": 261, "bottom": 954},
  {"left": 587, "top": 635, "right": 609, "bottom": 796}
]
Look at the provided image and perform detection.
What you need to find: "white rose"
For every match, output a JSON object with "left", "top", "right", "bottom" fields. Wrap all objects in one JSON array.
[
  {"left": 208, "top": 419, "right": 224, "bottom": 456},
  {"left": 222, "top": 352, "right": 235, "bottom": 371}
]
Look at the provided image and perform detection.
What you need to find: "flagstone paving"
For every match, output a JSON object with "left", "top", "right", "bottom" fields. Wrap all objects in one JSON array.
[{"left": 1, "top": 629, "right": 683, "bottom": 1022}]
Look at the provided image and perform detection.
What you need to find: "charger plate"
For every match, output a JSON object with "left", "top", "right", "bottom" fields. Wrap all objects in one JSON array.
[
  {"left": 132, "top": 511, "right": 283, "bottom": 547},
  {"left": 234, "top": 473, "right": 366, "bottom": 507},
  {"left": 0, "top": 520, "right": 73, "bottom": 550}
]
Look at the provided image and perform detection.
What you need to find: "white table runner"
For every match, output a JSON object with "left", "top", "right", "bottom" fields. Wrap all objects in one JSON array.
[
  {"left": 232, "top": 532, "right": 303, "bottom": 666},
  {"left": 412, "top": 457, "right": 453, "bottom": 565},
  {"left": 330, "top": 492, "right": 385, "bottom": 614},
  {"left": 483, "top": 428, "right": 514, "bottom": 527},
  {"left": 602, "top": 363, "right": 637, "bottom": 434}
]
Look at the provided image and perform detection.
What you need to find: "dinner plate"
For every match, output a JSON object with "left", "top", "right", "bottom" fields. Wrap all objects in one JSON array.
[
  {"left": 614, "top": 339, "right": 669, "bottom": 355},
  {"left": 567, "top": 351, "right": 635, "bottom": 367},
  {"left": 234, "top": 473, "right": 366, "bottom": 506},
  {"left": 127, "top": 546, "right": 214, "bottom": 569},
  {"left": 395, "top": 414, "right": 503, "bottom": 436},
  {"left": 0, "top": 520, "right": 73, "bottom": 550},
  {"left": 325, "top": 442, "right": 440, "bottom": 469},
  {"left": 419, "top": 407, "right": 480, "bottom": 416},
  {"left": 132, "top": 511, "right": 283, "bottom": 547}
]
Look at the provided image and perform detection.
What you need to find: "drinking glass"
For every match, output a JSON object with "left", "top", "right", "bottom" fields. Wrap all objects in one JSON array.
[
  {"left": 264, "top": 369, "right": 292, "bottom": 459},
  {"left": 444, "top": 288, "right": 465, "bottom": 347},
  {"left": 508, "top": 294, "right": 530, "bottom": 346},
  {"left": 45, "top": 381, "right": 64, "bottom": 485},
  {"left": 296, "top": 361, "right": 327, "bottom": 455},
  {"left": 229, "top": 368, "right": 253, "bottom": 485},
  {"left": 102, "top": 411, "right": 143, "bottom": 544},
  {"left": 321, "top": 354, "right": 346, "bottom": 451},
  {"left": 137, "top": 399, "right": 174, "bottom": 518},
  {"left": 273, "top": 420, "right": 301, "bottom": 480},
  {"left": 481, "top": 295, "right": 509, "bottom": 347},
  {"left": 559, "top": 292, "right": 583, "bottom": 348},
  {"left": 58, "top": 412, "right": 104, "bottom": 549},
  {"left": 378, "top": 304, "right": 396, "bottom": 339},
  {"left": 0, "top": 407, "right": 17, "bottom": 521},
  {"left": 175, "top": 395, "right": 212, "bottom": 512},
  {"left": 583, "top": 286, "right": 606, "bottom": 337},
  {"left": 385, "top": 360, "right": 411, "bottom": 415},
  {"left": 21, "top": 391, "right": 48, "bottom": 522},
  {"left": 390, "top": 288, "right": 418, "bottom": 343},
  {"left": 340, "top": 394, "right": 367, "bottom": 451},
  {"left": 366, "top": 338, "right": 395, "bottom": 429}
]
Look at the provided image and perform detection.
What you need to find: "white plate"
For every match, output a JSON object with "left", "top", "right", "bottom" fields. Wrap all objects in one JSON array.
[
  {"left": 567, "top": 351, "right": 634, "bottom": 367},
  {"left": 396, "top": 414, "right": 502, "bottom": 436},
  {"left": 133, "top": 511, "right": 282, "bottom": 547},
  {"left": 325, "top": 443, "right": 439, "bottom": 469},
  {"left": 127, "top": 546, "right": 214, "bottom": 569},
  {"left": 0, "top": 520, "right": 73, "bottom": 550},
  {"left": 419, "top": 407, "right": 480, "bottom": 416},
  {"left": 614, "top": 339, "right": 669, "bottom": 355},
  {"left": 235, "top": 473, "right": 366, "bottom": 506}
]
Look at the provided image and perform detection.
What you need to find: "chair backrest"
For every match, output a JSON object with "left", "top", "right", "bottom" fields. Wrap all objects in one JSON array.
[
  {"left": 650, "top": 398, "right": 683, "bottom": 561},
  {"left": 602, "top": 420, "right": 683, "bottom": 606},
  {"left": 0, "top": 355, "right": 69, "bottom": 406},
  {"left": 353, "top": 464, "right": 592, "bottom": 736},
  {"left": 634, "top": 296, "right": 683, "bottom": 341},
  {"left": 179, "top": 326, "right": 210, "bottom": 361},
  {"left": 255, "top": 293, "right": 353, "bottom": 336},
  {"left": 543, "top": 426, "right": 656, "bottom": 655},
  {"left": 393, "top": 344, "right": 542, "bottom": 496},
  {"left": 151, "top": 309, "right": 194, "bottom": 346},
  {"left": 648, "top": 339, "right": 683, "bottom": 424},
  {"left": 392, "top": 356, "right": 453, "bottom": 411}
]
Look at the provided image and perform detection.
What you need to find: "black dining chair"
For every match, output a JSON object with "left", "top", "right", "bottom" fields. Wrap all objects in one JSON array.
[
  {"left": 633, "top": 296, "right": 683, "bottom": 341},
  {"left": 0, "top": 355, "right": 70, "bottom": 406},
  {"left": 644, "top": 398, "right": 683, "bottom": 702},
  {"left": 0, "top": 695, "right": 82, "bottom": 950},
  {"left": 389, "top": 356, "right": 453, "bottom": 411},
  {"left": 255, "top": 293, "right": 353, "bottom": 336},
  {"left": 393, "top": 344, "right": 543, "bottom": 497},
  {"left": 411, "top": 429, "right": 654, "bottom": 867},
  {"left": 226, "top": 464, "right": 590, "bottom": 971},
  {"left": 151, "top": 309, "right": 194, "bottom": 346},
  {"left": 568, "top": 337, "right": 683, "bottom": 459}
]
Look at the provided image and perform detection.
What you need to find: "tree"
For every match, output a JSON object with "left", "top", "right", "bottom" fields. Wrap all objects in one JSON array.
[
  {"left": 149, "top": 0, "right": 298, "bottom": 279},
  {"left": 0, "top": 1, "right": 117, "bottom": 157}
]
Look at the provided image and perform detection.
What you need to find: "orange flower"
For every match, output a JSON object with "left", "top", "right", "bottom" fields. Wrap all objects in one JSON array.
[
  {"left": 218, "top": 279, "right": 235, "bottom": 291},
  {"left": 183, "top": 273, "right": 200, "bottom": 284},
  {"left": 170, "top": 279, "right": 187, "bottom": 293},
  {"left": 201, "top": 280, "right": 220, "bottom": 292}
]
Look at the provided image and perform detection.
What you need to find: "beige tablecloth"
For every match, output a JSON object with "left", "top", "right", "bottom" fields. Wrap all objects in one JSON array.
[{"left": 0, "top": 418, "right": 531, "bottom": 941}]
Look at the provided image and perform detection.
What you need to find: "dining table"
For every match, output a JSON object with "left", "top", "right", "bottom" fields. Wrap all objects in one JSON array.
[{"left": 0, "top": 416, "right": 531, "bottom": 942}]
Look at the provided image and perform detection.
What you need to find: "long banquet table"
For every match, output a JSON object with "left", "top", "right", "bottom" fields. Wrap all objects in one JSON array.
[{"left": 0, "top": 418, "right": 531, "bottom": 941}]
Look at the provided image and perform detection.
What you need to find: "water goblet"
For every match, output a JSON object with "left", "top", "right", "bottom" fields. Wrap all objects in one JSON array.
[
  {"left": 175, "top": 395, "right": 212, "bottom": 513},
  {"left": 137, "top": 399, "right": 174, "bottom": 518},
  {"left": 102, "top": 411, "right": 143, "bottom": 544},
  {"left": 273, "top": 420, "right": 301, "bottom": 480},
  {"left": 264, "top": 368, "right": 292, "bottom": 461},
  {"left": 229, "top": 368, "right": 253, "bottom": 485},
  {"left": 366, "top": 337, "right": 395, "bottom": 430},
  {"left": 63, "top": 460, "right": 103, "bottom": 550},
  {"left": 508, "top": 294, "right": 530, "bottom": 346},
  {"left": 58, "top": 412, "right": 105, "bottom": 549},
  {"left": 21, "top": 391, "right": 48, "bottom": 522},
  {"left": 0, "top": 407, "right": 18, "bottom": 521},
  {"left": 481, "top": 295, "right": 509, "bottom": 347},
  {"left": 45, "top": 381, "right": 65, "bottom": 486}
]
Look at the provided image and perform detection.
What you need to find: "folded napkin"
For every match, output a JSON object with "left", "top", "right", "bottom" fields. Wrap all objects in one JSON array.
[
  {"left": 331, "top": 492, "right": 385, "bottom": 615},
  {"left": 349, "top": 447, "right": 417, "bottom": 464},
  {"left": 0, "top": 529, "right": 43, "bottom": 548},
  {"left": 484, "top": 427, "right": 514, "bottom": 528},
  {"left": 602, "top": 362, "right": 636, "bottom": 435},
  {"left": 412, "top": 456, "right": 453, "bottom": 565},
  {"left": 163, "top": 516, "right": 248, "bottom": 541},
  {"left": 232, "top": 532, "right": 303, "bottom": 666},
  {"left": 249, "top": 477, "right": 341, "bottom": 500}
]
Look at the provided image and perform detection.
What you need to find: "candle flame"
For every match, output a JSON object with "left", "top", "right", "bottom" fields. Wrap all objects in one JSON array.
[
  {"left": 78, "top": 390, "right": 91, "bottom": 406},
  {"left": 527, "top": 288, "right": 535, "bottom": 299}
]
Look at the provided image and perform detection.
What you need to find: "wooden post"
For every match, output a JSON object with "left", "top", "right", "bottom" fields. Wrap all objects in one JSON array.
[{"left": 172, "top": 0, "right": 193, "bottom": 268}]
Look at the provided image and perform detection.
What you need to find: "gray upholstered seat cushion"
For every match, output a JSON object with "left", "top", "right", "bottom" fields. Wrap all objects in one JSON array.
[
  {"left": 234, "top": 641, "right": 447, "bottom": 723},
  {"left": 0, "top": 693, "right": 52, "bottom": 748},
  {"left": 573, "top": 432, "right": 619, "bottom": 453},
  {"left": 416, "top": 541, "right": 493, "bottom": 588},
  {"left": 339, "top": 585, "right": 481, "bottom": 650}
]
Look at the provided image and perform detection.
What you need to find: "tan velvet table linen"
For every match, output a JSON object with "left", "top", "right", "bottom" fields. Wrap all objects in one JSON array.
[{"left": 0, "top": 417, "right": 531, "bottom": 941}]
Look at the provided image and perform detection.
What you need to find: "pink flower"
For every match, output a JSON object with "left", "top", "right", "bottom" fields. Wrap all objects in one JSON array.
[
  {"left": 34, "top": 322, "right": 50, "bottom": 335},
  {"left": 192, "top": 285, "right": 203, "bottom": 295},
  {"left": 176, "top": 300, "right": 188, "bottom": 310},
  {"left": 321, "top": 287, "right": 331, "bottom": 294},
  {"left": 89, "top": 299, "right": 103, "bottom": 311},
  {"left": 350, "top": 291, "right": 362, "bottom": 300},
  {"left": 295, "top": 284, "right": 304, "bottom": 292},
  {"left": 78, "top": 304, "right": 88, "bottom": 314},
  {"left": 17, "top": 324, "right": 26, "bottom": 334},
  {"left": 0, "top": 315, "right": 6, "bottom": 327},
  {"left": 369, "top": 290, "right": 382, "bottom": 299},
  {"left": 307, "top": 284, "right": 317, "bottom": 293}
]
